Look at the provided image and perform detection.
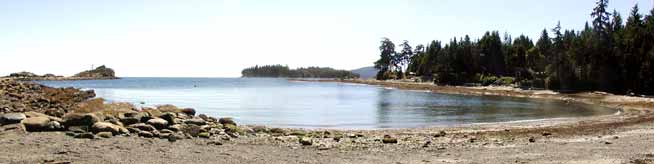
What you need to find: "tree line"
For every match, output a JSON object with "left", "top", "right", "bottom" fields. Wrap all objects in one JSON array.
[
  {"left": 375, "top": 0, "right": 654, "bottom": 95},
  {"left": 241, "top": 65, "right": 360, "bottom": 79}
]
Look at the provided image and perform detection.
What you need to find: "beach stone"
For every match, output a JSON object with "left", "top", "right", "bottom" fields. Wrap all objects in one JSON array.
[
  {"left": 159, "top": 112, "right": 177, "bottom": 124},
  {"left": 219, "top": 117, "right": 236, "bottom": 126},
  {"left": 1, "top": 113, "right": 26, "bottom": 125},
  {"left": 184, "top": 118, "right": 207, "bottom": 126},
  {"left": 2, "top": 123, "right": 26, "bottom": 133},
  {"left": 126, "top": 127, "right": 141, "bottom": 133},
  {"left": 22, "top": 117, "right": 51, "bottom": 132},
  {"left": 75, "top": 133, "right": 95, "bottom": 139},
  {"left": 129, "top": 123, "right": 156, "bottom": 132},
  {"left": 97, "top": 132, "right": 113, "bottom": 138},
  {"left": 91, "top": 122, "right": 125, "bottom": 135},
  {"left": 198, "top": 132, "right": 211, "bottom": 138},
  {"left": 434, "top": 131, "right": 447, "bottom": 137},
  {"left": 146, "top": 118, "right": 168, "bottom": 129},
  {"left": 67, "top": 126, "right": 88, "bottom": 133},
  {"left": 167, "top": 124, "right": 183, "bottom": 132},
  {"left": 46, "top": 121, "right": 63, "bottom": 130},
  {"left": 382, "top": 135, "right": 398, "bottom": 144},
  {"left": 299, "top": 137, "right": 313, "bottom": 145},
  {"left": 160, "top": 129, "right": 174, "bottom": 134},
  {"left": 207, "top": 140, "right": 223, "bottom": 145},
  {"left": 138, "top": 131, "right": 154, "bottom": 138},
  {"left": 119, "top": 117, "right": 140, "bottom": 126},
  {"left": 62, "top": 113, "right": 100, "bottom": 127},
  {"left": 181, "top": 108, "right": 196, "bottom": 116},
  {"left": 181, "top": 124, "right": 202, "bottom": 137}
]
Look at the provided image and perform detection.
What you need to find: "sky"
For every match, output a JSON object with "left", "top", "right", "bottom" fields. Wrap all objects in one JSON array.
[{"left": 1, "top": 0, "right": 653, "bottom": 77}]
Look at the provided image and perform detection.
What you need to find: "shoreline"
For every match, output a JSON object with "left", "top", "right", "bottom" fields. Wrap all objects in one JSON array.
[
  {"left": 291, "top": 79, "right": 654, "bottom": 136},
  {"left": 3, "top": 78, "right": 654, "bottom": 163}
]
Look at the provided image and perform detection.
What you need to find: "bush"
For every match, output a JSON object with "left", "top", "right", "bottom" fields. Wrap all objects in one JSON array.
[{"left": 497, "top": 77, "right": 515, "bottom": 86}]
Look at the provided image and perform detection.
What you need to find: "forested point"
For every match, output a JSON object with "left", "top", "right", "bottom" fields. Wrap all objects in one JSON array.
[
  {"left": 375, "top": 0, "right": 654, "bottom": 95},
  {"left": 241, "top": 65, "right": 360, "bottom": 79}
]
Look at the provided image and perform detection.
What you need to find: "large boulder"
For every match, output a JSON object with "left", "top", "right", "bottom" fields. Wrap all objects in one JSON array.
[
  {"left": 219, "top": 117, "right": 236, "bottom": 126},
  {"left": 62, "top": 113, "right": 101, "bottom": 127},
  {"left": 91, "top": 122, "right": 127, "bottom": 135},
  {"left": 146, "top": 118, "right": 168, "bottom": 129},
  {"left": 1, "top": 113, "right": 26, "bottom": 125},
  {"left": 22, "top": 117, "right": 51, "bottom": 131},
  {"left": 184, "top": 118, "right": 206, "bottom": 126},
  {"left": 128, "top": 123, "right": 156, "bottom": 132}
]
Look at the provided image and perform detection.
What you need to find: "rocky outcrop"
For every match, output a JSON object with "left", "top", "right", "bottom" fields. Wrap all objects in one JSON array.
[
  {"left": 0, "top": 79, "right": 95, "bottom": 114},
  {"left": 72, "top": 65, "right": 117, "bottom": 80}
]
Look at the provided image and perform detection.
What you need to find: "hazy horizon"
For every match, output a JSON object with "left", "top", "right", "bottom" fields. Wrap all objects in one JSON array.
[{"left": 2, "top": 0, "right": 652, "bottom": 77}]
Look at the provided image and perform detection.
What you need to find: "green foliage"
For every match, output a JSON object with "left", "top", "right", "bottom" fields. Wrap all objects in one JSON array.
[
  {"left": 373, "top": 1, "right": 654, "bottom": 94},
  {"left": 241, "top": 65, "right": 359, "bottom": 79}
]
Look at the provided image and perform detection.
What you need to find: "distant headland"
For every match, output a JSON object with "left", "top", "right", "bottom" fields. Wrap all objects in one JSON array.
[{"left": 4, "top": 65, "right": 119, "bottom": 81}]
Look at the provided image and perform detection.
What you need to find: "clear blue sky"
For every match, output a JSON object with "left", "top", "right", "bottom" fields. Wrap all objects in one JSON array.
[{"left": 1, "top": 0, "right": 652, "bottom": 77}]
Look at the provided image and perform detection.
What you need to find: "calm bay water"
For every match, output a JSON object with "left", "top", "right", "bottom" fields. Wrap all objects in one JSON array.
[{"left": 38, "top": 78, "right": 616, "bottom": 129}]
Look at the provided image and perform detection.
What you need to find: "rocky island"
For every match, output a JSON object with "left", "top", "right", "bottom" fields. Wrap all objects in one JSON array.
[{"left": 4, "top": 65, "right": 119, "bottom": 81}]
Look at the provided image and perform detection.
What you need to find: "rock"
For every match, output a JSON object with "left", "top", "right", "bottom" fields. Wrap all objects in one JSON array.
[
  {"left": 181, "top": 108, "right": 196, "bottom": 116},
  {"left": 75, "top": 133, "right": 95, "bottom": 139},
  {"left": 91, "top": 122, "right": 126, "bottom": 135},
  {"left": 22, "top": 117, "right": 51, "bottom": 131},
  {"left": 604, "top": 141, "right": 612, "bottom": 145},
  {"left": 97, "top": 132, "right": 113, "bottom": 138},
  {"left": 207, "top": 140, "right": 223, "bottom": 145},
  {"left": 318, "top": 144, "right": 331, "bottom": 150},
  {"left": 138, "top": 131, "right": 154, "bottom": 138},
  {"left": 167, "top": 134, "right": 179, "bottom": 142},
  {"left": 528, "top": 137, "right": 536, "bottom": 143},
  {"left": 434, "top": 131, "right": 447, "bottom": 137},
  {"left": 198, "top": 132, "right": 211, "bottom": 138},
  {"left": 67, "top": 126, "right": 88, "bottom": 133},
  {"left": 224, "top": 124, "right": 242, "bottom": 135},
  {"left": 126, "top": 127, "right": 141, "bottom": 133},
  {"left": 167, "top": 124, "right": 183, "bottom": 132},
  {"left": 128, "top": 123, "right": 156, "bottom": 132},
  {"left": 1, "top": 113, "right": 26, "bottom": 125},
  {"left": 299, "top": 137, "right": 313, "bottom": 145},
  {"left": 46, "top": 121, "right": 64, "bottom": 130},
  {"left": 382, "top": 135, "right": 398, "bottom": 144},
  {"left": 542, "top": 132, "right": 552, "bottom": 136},
  {"left": 159, "top": 112, "right": 177, "bottom": 124},
  {"left": 119, "top": 117, "right": 140, "bottom": 126},
  {"left": 62, "top": 113, "right": 100, "bottom": 127},
  {"left": 422, "top": 140, "right": 432, "bottom": 148},
  {"left": 252, "top": 126, "right": 269, "bottom": 133},
  {"left": 198, "top": 114, "right": 209, "bottom": 121},
  {"left": 270, "top": 128, "right": 287, "bottom": 134},
  {"left": 160, "top": 129, "right": 174, "bottom": 134},
  {"left": 290, "top": 130, "right": 307, "bottom": 136},
  {"left": 1, "top": 123, "right": 26, "bottom": 133},
  {"left": 180, "top": 124, "right": 202, "bottom": 137},
  {"left": 219, "top": 117, "right": 236, "bottom": 126},
  {"left": 146, "top": 118, "right": 168, "bottom": 129},
  {"left": 184, "top": 118, "right": 207, "bottom": 126}
]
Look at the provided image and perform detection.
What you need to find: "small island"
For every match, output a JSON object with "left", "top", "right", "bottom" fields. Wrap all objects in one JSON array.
[
  {"left": 4, "top": 65, "right": 119, "bottom": 81},
  {"left": 241, "top": 65, "right": 359, "bottom": 79}
]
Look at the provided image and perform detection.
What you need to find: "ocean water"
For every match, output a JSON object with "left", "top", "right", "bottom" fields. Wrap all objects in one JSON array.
[{"left": 38, "top": 78, "right": 616, "bottom": 129}]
